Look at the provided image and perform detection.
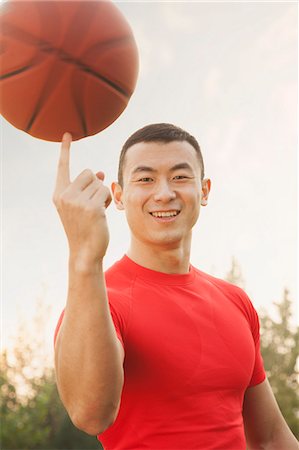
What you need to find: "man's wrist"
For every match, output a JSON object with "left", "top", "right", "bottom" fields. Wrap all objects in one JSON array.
[{"left": 68, "top": 253, "right": 104, "bottom": 276}]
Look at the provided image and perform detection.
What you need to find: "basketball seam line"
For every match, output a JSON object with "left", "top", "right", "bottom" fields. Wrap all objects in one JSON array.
[
  {"left": 0, "top": 65, "right": 33, "bottom": 80},
  {"left": 1, "top": 23, "right": 133, "bottom": 98}
]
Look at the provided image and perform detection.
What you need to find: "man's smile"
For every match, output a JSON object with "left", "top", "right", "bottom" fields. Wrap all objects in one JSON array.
[{"left": 149, "top": 210, "right": 181, "bottom": 219}]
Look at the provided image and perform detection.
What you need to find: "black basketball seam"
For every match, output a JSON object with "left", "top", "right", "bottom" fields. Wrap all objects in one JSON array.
[
  {"left": 75, "top": 103, "right": 88, "bottom": 137},
  {"left": 1, "top": 22, "right": 134, "bottom": 98},
  {"left": 26, "top": 82, "right": 87, "bottom": 137},
  {"left": 25, "top": 107, "right": 40, "bottom": 133},
  {"left": 81, "top": 66, "right": 130, "bottom": 98},
  {"left": 18, "top": 93, "right": 89, "bottom": 139},
  {"left": 0, "top": 64, "right": 33, "bottom": 80}
]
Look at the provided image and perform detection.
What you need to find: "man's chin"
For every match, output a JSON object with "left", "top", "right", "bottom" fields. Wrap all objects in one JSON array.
[{"left": 147, "top": 232, "right": 185, "bottom": 249}]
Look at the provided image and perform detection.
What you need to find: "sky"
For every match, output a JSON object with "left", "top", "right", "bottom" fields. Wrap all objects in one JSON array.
[{"left": 2, "top": 1, "right": 298, "bottom": 357}]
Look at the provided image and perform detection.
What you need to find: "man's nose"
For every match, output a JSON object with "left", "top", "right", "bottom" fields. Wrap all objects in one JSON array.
[{"left": 153, "top": 180, "right": 176, "bottom": 202}]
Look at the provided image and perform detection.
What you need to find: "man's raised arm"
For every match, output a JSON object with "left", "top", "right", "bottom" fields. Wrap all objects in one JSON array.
[{"left": 53, "top": 133, "right": 124, "bottom": 436}]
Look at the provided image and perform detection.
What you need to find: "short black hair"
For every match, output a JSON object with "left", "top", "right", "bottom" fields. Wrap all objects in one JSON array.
[{"left": 118, "top": 123, "right": 205, "bottom": 186}]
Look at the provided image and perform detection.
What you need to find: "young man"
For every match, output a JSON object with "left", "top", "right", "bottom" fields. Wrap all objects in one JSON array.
[{"left": 53, "top": 124, "right": 298, "bottom": 449}]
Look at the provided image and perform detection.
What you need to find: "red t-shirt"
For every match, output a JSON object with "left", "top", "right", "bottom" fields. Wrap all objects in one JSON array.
[{"left": 55, "top": 256, "right": 266, "bottom": 449}]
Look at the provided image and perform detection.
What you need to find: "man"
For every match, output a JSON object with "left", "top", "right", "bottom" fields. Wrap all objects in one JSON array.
[{"left": 53, "top": 123, "right": 298, "bottom": 449}]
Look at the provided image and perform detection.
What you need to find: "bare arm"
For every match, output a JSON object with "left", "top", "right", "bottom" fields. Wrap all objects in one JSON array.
[
  {"left": 243, "top": 378, "right": 298, "bottom": 450},
  {"left": 53, "top": 133, "right": 124, "bottom": 435}
]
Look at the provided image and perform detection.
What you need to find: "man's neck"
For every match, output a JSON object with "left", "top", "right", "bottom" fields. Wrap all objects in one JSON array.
[{"left": 127, "top": 239, "right": 191, "bottom": 274}]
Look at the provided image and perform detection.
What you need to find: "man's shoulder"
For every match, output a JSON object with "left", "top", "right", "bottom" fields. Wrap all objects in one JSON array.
[
  {"left": 104, "top": 256, "right": 135, "bottom": 301},
  {"left": 105, "top": 256, "right": 130, "bottom": 280},
  {"left": 193, "top": 265, "right": 241, "bottom": 291},
  {"left": 192, "top": 266, "right": 253, "bottom": 307}
]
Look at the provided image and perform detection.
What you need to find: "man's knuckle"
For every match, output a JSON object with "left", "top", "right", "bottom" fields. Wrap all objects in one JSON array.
[
  {"left": 56, "top": 191, "right": 73, "bottom": 208},
  {"left": 53, "top": 191, "right": 66, "bottom": 207},
  {"left": 52, "top": 193, "right": 58, "bottom": 205},
  {"left": 82, "top": 168, "right": 94, "bottom": 179},
  {"left": 59, "top": 191, "right": 67, "bottom": 202}
]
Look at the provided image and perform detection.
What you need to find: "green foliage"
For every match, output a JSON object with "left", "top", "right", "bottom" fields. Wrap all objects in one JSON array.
[
  {"left": 225, "top": 260, "right": 299, "bottom": 439},
  {"left": 0, "top": 356, "right": 102, "bottom": 449},
  {"left": 260, "top": 288, "right": 299, "bottom": 438},
  {"left": 0, "top": 305, "right": 102, "bottom": 450}
]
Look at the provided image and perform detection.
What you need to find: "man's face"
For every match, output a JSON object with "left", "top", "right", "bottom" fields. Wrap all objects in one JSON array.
[{"left": 112, "top": 140, "right": 210, "bottom": 250}]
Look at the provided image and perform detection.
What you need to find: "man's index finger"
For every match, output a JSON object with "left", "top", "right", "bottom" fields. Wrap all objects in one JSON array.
[{"left": 55, "top": 132, "right": 72, "bottom": 192}]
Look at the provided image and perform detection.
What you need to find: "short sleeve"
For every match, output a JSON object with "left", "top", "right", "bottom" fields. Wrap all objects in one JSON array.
[
  {"left": 107, "top": 287, "right": 132, "bottom": 351},
  {"left": 109, "top": 302, "right": 125, "bottom": 348},
  {"left": 241, "top": 292, "right": 266, "bottom": 387},
  {"left": 53, "top": 291, "right": 132, "bottom": 351}
]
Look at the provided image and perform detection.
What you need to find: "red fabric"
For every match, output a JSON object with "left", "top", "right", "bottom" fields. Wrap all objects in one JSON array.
[
  {"left": 54, "top": 255, "right": 266, "bottom": 449},
  {"left": 99, "top": 256, "right": 265, "bottom": 449}
]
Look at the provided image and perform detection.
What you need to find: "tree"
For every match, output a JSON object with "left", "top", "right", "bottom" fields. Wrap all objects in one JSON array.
[
  {"left": 225, "top": 260, "right": 299, "bottom": 438},
  {"left": 0, "top": 301, "right": 102, "bottom": 449},
  {"left": 260, "top": 288, "right": 299, "bottom": 438},
  {"left": 225, "top": 256, "right": 245, "bottom": 289}
]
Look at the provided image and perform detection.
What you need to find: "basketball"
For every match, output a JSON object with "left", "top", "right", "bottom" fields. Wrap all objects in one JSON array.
[{"left": 0, "top": 0, "right": 139, "bottom": 142}]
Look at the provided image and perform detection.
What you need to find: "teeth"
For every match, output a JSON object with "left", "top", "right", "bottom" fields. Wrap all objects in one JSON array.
[{"left": 151, "top": 211, "right": 178, "bottom": 218}]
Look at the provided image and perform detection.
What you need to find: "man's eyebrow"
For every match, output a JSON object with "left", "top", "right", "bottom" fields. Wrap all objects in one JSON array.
[
  {"left": 131, "top": 166, "right": 156, "bottom": 174},
  {"left": 170, "top": 162, "right": 193, "bottom": 172},
  {"left": 131, "top": 162, "right": 194, "bottom": 175}
]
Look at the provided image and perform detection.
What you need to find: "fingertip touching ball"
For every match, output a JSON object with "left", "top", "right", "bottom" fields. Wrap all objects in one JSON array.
[{"left": 0, "top": 0, "right": 139, "bottom": 141}]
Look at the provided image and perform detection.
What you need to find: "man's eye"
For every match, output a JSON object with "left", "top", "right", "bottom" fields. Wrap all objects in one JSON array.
[
  {"left": 173, "top": 175, "right": 188, "bottom": 180},
  {"left": 138, "top": 177, "right": 153, "bottom": 182}
]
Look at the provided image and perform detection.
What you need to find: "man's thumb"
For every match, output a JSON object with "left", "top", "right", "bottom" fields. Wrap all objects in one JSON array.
[{"left": 96, "top": 171, "right": 105, "bottom": 181}]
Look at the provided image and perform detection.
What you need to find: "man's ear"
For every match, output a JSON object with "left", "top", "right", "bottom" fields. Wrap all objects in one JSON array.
[
  {"left": 111, "top": 182, "right": 124, "bottom": 210},
  {"left": 201, "top": 178, "right": 211, "bottom": 206}
]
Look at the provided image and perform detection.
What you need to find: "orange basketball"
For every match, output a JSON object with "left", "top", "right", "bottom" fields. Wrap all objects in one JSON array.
[{"left": 0, "top": 0, "right": 139, "bottom": 141}]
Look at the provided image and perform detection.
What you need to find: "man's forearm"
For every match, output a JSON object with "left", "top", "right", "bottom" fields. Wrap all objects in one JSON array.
[
  {"left": 247, "top": 423, "right": 299, "bottom": 450},
  {"left": 266, "top": 425, "right": 299, "bottom": 450},
  {"left": 55, "top": 260, "right": 124, "bottom": 435}
]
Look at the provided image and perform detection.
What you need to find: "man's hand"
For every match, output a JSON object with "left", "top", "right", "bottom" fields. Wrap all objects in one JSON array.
[
  {"left": 53, "top": 134, "right": 124, "bottom": 435},
  {"left": 53, "top": 132, "right": 112, "bottom": 268}
]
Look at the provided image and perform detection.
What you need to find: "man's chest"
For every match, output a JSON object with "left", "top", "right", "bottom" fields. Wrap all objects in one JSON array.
[{"left": 123, "top": 283, "right": 255, "bottom": 395}]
